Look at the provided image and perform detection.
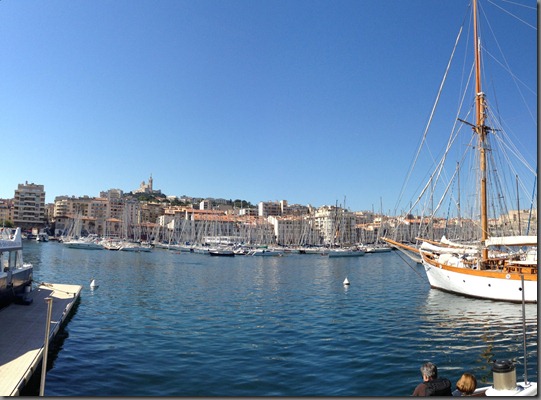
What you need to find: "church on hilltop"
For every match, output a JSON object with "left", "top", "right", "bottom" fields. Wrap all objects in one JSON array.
[{"left": 134, "top": 174, "right": 161, "bottom": 195}]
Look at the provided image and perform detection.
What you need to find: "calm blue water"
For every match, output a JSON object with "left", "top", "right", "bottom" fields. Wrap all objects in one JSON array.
[{"left": 20, "top": 241, "right": 537, "bottom": 396}]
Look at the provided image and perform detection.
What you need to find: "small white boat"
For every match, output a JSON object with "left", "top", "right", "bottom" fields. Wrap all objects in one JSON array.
[
  {"left": 168, "top": 244, "right": 193, "bottom": 252},
  {"left": 36, "top": 231, "right": 49, "bottom": 242},
  {"left": 251, "top": 249, "right": 284, "bottom": 256},
  {"left": 364, "top": 246, "right": 391, "bottom": 253},
  {"left": 328, "top": 248, "right": 365, "bottom": 257},
  {"left": 101, "top": 239, "right": 122, "bottom": 250},
  {"left": 118, "top": 241, "right": 152, "bottom": 252},
  {"left": 191, "top": 245, "right": 210, "bottom": 254},
  {"left": 63, "top": 238, "right": 104, "bottom": 250},
  {"left": 209, "top": 248, "right": 235, "bottom": 257},
  {"left": 299, "top": 247, "right": 329, "bottom": 255}
]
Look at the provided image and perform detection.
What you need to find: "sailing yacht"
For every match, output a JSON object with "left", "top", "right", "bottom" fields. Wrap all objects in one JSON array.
[{"left": 385, "top": 0, "right": 537, "bottom": 303}]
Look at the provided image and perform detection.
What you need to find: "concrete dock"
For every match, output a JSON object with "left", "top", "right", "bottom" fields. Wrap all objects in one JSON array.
[{"left": 0, "top": 282, "right": 82, "bottom": 396}]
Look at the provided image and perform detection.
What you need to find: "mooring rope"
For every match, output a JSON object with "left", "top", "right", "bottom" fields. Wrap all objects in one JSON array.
[{"left": 393, "top": 250, "right": 427, "bottom": 281}]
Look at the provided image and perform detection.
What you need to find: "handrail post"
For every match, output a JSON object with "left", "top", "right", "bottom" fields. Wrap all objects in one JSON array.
[{"left": 39, "top": 297, "right": 53, "bottom": 396}]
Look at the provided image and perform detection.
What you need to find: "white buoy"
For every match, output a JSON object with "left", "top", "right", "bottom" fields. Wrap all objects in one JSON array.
[
  {"left": 343, "top": 277, "right": 350, "bottom": 285},
  {"left": 90, "top": 279, "right": 99, "bottom": 290}
]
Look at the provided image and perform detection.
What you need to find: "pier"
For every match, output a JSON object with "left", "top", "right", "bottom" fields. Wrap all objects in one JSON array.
[{"left": 0, "top": 282, "right": 82, "bottom": 396}]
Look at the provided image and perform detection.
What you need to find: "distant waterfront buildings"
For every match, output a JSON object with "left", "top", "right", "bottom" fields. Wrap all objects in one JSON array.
[{"left": 0, "top": 179, "right": 537, "bottom": 245}]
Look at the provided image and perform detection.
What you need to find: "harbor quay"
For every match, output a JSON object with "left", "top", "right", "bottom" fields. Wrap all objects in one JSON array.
[{"left": 0, "top": 282, "right": 82, "bottom": 396}]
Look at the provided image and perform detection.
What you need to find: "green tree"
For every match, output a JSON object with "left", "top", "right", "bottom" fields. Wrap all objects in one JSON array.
[{"left": 0, "top": 220, "right": 14, "bottom": 228}]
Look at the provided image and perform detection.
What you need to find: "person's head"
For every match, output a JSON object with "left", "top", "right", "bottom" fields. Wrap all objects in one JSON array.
[
  {"left": 420, "top": 362, "right": 438, "bottom": 381},
  {"left": 456, "top": 372, "right": 477, "bottom": 395}
]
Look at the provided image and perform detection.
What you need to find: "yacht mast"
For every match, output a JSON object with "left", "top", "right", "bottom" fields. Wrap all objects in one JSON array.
[{"left": 473, "top": 0, "right": 489, "bottom": 260}]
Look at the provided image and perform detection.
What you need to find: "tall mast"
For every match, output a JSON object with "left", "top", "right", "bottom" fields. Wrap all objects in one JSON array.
[{"left": 473, "top": 0, "right": 489, "bottom": 260}]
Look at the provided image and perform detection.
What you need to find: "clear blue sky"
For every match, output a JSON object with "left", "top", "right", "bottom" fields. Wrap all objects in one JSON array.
[{"left": 1, "top": 0, "right": 536, "bottom": 213}]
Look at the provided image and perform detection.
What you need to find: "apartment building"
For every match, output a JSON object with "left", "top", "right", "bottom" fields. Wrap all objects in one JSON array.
[
  {"left": 314, "top": 205, "right": 357, "bottom": 245},
  {"left": 12, "top": 182, "right": 46, "bottom": 229},
  {"left": 53, "top": 195, "right": 108, "bottom": 236},
  {"left": 258, "top": 201, "right": 282, "bottom": 217},
  {"left": 139, "top": 202, "right": 165, "bottom": 224},
  {"left": 0, "top": 198, "right": 13, "bottom": 225}
]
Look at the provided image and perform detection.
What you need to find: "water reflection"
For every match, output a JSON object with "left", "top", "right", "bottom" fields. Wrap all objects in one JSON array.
[{"left": 418, "top": 289, "right": 537, "bottom": 384}]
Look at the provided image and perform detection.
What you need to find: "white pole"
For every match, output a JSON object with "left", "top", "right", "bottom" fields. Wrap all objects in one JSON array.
[
  {"left": 39, "top": 297, "right": 53, "bottom": 396},
  {"left": 520, "top": 275, "right": 529, "bottom": 385}
]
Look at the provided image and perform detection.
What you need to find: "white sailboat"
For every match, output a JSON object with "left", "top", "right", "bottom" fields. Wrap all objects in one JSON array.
[
  {"left": 62, "top": 214, "right": 104, "bottom": 250},
  {"left": 385, "top": 0, "right": 536, "bottom": 303}
]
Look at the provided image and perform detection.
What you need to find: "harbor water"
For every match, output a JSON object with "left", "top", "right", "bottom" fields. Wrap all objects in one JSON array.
[{"left": 20, "top": 241, "right": 537, "bottom": 396}]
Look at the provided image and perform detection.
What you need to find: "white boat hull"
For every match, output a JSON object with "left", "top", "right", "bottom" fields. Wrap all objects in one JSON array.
[
  {"left": 365, "top": 247, "right": 391, "bottom": 253},
  {"left": 64, "top": 241, "right": 103, "bottom": 250},
  {"left": 328, "top": 250, "right": 365, "bottom": 257},
  {"left": 251, "top": 250, "right": 284, "bottom": 256},
  {"left": 119, "top": 245, "right": 152, "bottom": 252},
  {"left": 477, "top": 381, "right": 537, "bottom": 396},
  {"left": 422, "top": 260, "right": 537, "bottom": 303}
]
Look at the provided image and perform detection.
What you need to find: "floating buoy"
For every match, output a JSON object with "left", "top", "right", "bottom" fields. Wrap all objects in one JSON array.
[
  {"left": 90, "top": 279, "right": 99, "bottom": 290},
  {"left": 343, "top": 277, "right": 350, "bottom": 285}
]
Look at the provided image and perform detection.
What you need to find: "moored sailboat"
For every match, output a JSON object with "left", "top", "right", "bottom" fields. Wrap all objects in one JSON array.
[
  {"left": 385, "top": 0, "right": 537, "bottom": 303},
  {"left": 328, "top": 247, "right": 365, "bottom": 257}
]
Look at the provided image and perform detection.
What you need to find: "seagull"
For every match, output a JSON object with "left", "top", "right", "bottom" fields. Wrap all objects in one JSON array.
[
  {"left": 343, "top": 277, "right": 350, "bottom": 285},
  {"left": 90, "top": 279, "right": 99, "bottom": 290}
]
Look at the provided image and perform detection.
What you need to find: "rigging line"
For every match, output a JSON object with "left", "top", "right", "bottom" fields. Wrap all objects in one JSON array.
[
  {"left": 395, "top": 25, "right": 464, "bottom": 215},
  {"left": 488, "top": 111, "right": 537, "bottom": 176},
  {"left": 482, "top": 50, "right": 536, "bottom": 97},
  {"left": 443, "top": 179, "right": 456, "bottom": 236},
  {"left": 498, "top": 0, "right": 537, "bottom": 11},
  {"left": 417, "top": 112, "right": 474, "bottom": 220},
  {"left": 482, "top": 49, "right": 537, "bottom": 129},
  {"left": 393, "top": 250, "right": 427, "bottom": 281},
  {"left": 487, "top": 0, "right": 537, "bottom": 29},
  {"left": 434, "top": 135, "right": 476, "bottom": 218},
  {"left": 478, "top": 6, "right": 537, "bottom": 126},
  {"left": 402, "top": 60, "right": 475, "bottom": 219},
  {"left": 490, "top": 138, "right": 531, "bottom": 202},
  {"left": 526, "top": 172, "right": 537, "bottom": 235},
  {"left": 489, "top": 123, "right": 537, "bottom": 180},
  {"left": 433, "top": 162, "right": 459, "bottom": 216},
  {"left": 405, "top": 116, "right": 469, "bottom": 218}
]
